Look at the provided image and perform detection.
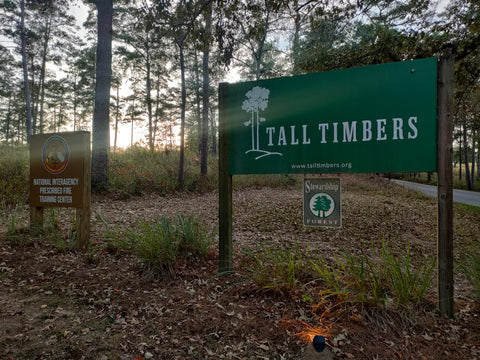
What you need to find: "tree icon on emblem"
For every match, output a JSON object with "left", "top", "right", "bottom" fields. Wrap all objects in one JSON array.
[
  {"left": 242, "top": 86, "right": 282, "bottom": 160},
  {"left": 310, "top": 193, "right": 334, "bottom": 218}
]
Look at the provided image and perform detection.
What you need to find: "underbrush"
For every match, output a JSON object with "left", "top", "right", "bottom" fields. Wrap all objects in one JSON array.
[
  {"left": 109, "top": 147, "right": 218, "bottom": 197},
  {"left": 459, "top": 254, "right": 480, "bottom": 301},
  {"left": 7, "top": 207, "right": 76, "bottom": 251},
  {"left": 0, "top": 145, "right": 29, "bottom": 210},
  {"left": 242, "top": 240, "right": 435, "bottom": 312},
  {"left": 107, "top": 214, "right": 214, "bottom": 276},
  {"left": 109, "top": 148, "right": 300, "bottom": 198},
  {"left": 0, "top": 145, "right": 302, "bottom": 212},
  {"left": 242, "top": 241, "right": 312, "bottom": 292}
]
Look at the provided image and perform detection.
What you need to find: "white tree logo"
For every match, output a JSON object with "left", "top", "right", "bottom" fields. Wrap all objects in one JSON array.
[{"left": 242, "top": 86, "right": 282, "bottom": 160}]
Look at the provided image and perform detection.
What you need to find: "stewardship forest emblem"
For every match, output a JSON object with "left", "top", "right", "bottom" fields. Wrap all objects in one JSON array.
[{"left": 303, "top": 178, "right": 341, "bottom": 228}]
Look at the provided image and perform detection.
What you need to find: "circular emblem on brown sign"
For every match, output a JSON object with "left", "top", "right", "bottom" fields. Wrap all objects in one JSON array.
[{"left": 42, "top": 135, "right": 69, "bottom": 174}]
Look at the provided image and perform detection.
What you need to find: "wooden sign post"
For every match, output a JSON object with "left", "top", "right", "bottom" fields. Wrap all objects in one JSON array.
[
  {"left": 437, "top": 55, "right": 454, "bottom": 317},
  {"left": 29, "top": 131, "right": 91, "bottom": 249}
]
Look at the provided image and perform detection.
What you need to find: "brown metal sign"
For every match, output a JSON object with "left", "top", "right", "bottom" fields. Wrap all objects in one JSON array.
[{"left": 30, "top": 132, "right": 90, "bottom": 208}]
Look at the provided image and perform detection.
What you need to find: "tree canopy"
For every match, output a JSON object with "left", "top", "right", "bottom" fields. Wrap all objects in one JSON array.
[{"left": 0, "top": 0, "right": 479, "bottom": 188}]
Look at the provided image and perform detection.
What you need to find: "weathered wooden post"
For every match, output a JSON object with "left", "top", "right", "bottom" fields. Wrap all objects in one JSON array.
[
  {"left": 218, "top": 83, "right": 233, "bottom": 273},
  {"left": 437, "top": 55, "right": 454, "bottom": 317}
]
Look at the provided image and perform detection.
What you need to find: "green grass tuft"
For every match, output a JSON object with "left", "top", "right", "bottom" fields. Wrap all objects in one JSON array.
[
  {"left": 459, "top": 254, "right": 480, "bottom": 300},
  {"left": 242, "top": 241, "right": 311, "bottom": 292},
  {"left": 113, "top": 214, "right": 213, "bottom": 275}
]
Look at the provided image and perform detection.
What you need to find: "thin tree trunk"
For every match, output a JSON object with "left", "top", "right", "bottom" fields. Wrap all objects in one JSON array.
[
  {"left": 291, "top": 0, "right": 301, "bottom": 75},
  {"left": 178, "top": 41, "right": 186, "bottom": 189},
  {"left": 153, "top": 73, "right": 161, "bottom": 148},
  {"left": 463, "top": 122, "right": 473, "bottom": 190},
  {"left": 200, "top": 1, "right": 212, "bottom": 175},
  {"left": 20, "top": 0, "right": 33, "bottom": 141},
  {"left": 91, "top": 0, "right": 113, "bottom": 191},
  {"left": 114, "top": 87, "right": 120, "bottom": 153},
  {"left": 6, "top": 98, "right": 11, "bottom": 144},
  {"left": 210, "top": 106, "right": 217, "bottom": 156},
  {"left": 30, "top": 55, "right": 37, "bottom": 134},
  {"left": 194, "top": 49, "right": 202, "bottom": 155},
  {"left": 130, "top": 97, "right": 135, "bottom": 148},
  {"left": 471, "top": 132, "right": 475, "bottom": 187},
  {"left": 38, "top": 17, "right": 51, "bottom": 134},
  {"left": 73, "top": 74, "right": 78, "bottom": 131},
  {"left": 477, "top": 146, "right": 480, "bottom": 180},
  {"left": 145, "top": 40, "right": 154, "bottom": 151},
  {"left": 459, "top": 133, "right": 462, "bottom": 180}
]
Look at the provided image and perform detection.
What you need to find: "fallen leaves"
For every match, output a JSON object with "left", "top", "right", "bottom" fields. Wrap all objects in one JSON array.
[{"left": 1, "top": 175, "right": 480, "bottom": 359}]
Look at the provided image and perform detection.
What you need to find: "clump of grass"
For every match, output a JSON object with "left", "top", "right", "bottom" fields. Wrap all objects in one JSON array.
[
  {"left": 243, "top": 239, "right": 435, "bottom": 309},
  {"left": 380, "top": 244, "right": 434, "bottom": 307},
  {"left": 311, "top": 250, "right": 387, "bottom": 306},
  {"left": 114, "top": 214, "right": 213, "bottom": 275},
  {"left": 242, "top": 241, "right": 311, "bottom": 292},
  {"left": 311, "top": 242, "right": 435, "bottom": 310},
  {"left": 459, "top": 255, "right": 480, "bottom": 300}
]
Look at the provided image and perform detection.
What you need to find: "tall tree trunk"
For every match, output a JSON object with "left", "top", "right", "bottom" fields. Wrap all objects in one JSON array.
[
  {"left": 193, "top": 49, "right": 202, "bottom": 155},
  {"left": 471, "top": 132, "right": 475, "bottom": 187},
  {"left": 130, "top": 97, "right": 135, "bottom": 148},
  {"left": 113, "top": 87, "right": 120, "bottom": 153},
  {"left": 92, "top": 0, "right": 113, "bottom": 191},
  {"left": 178, "top": 41, "right": 186, "bottom": 189},
  {"left": 477, "top": 146, "right": 480, "bottom": 180},
  {"left": 463, "top": 122, "right": 473, "bottom": 190},
  {"left": 73, "top": 74, "right": 78, "bottom": 131},
  {"left": 459, "top": 133, "right": 462, "bottom": 180},
  {"left": 291, "top": 0, "right": 301, "bottom": 75},
  {"left": 6, "top": 98, "right": 11, "bottom": 144},
  {"left": 153, "top": 73, "right": 161, "bottom": 148},
  {"left": 38, "top": 17, "right": 51, "bottom": 134},
  {"left": 20, "top": 0, "right": 33, "bottom": 141},
  {"left": 210, "top": 106, "right": 217, "bottom": 156},
  {"left": 200, "top": 1, "right": 212, "bottom": 176},
  {"left": 145, "top": 40, "right": 154, "bottom": 151},
  {"left": 200, "top": 2, "right": 212, "bottom": 175}
]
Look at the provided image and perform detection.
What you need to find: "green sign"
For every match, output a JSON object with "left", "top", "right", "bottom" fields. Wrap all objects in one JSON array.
[
  {"left": 303, "top": 178, "right": 341, "bottom": 228},
  {"left": 223, "top": 58, "right": 438, "bottom": 175}
]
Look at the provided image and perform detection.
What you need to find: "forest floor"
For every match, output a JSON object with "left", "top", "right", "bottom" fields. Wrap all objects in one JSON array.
[{"left": 1, "top": 174, "right": 480, "bottom": 360}]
